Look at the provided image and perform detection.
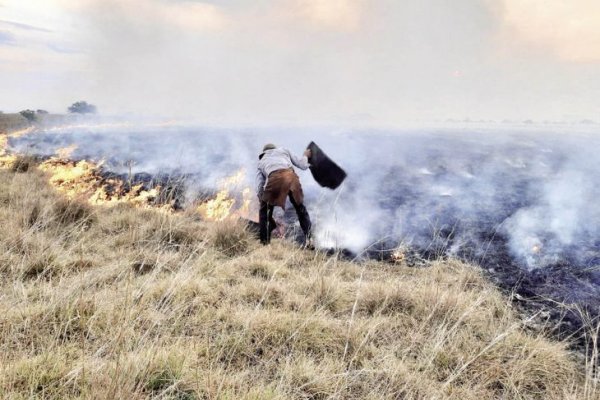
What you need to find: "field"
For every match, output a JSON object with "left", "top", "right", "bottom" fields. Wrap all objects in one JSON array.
[
  {"left": 0, "top": 113, "right": 73, "bottom": 136},
  {"left": 0, "top": 117, "right": 598, "bottom": 399},
  {"left": 0, "top": 144, "right": 598, "bottom": 398},
  {"left": 0, "top": 114, "right": 30, "bottom": 134}
]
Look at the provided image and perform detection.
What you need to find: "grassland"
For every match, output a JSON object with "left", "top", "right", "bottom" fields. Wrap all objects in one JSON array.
[
  {"left": 0, "top": 154, "right": 598, "bottom": 399},
  {"left": 0, "top": 116, "right": 599, "bottom": 399},
  {"left": 0, "top": 113, "right": 73, "bottom": 135},
  {"left": 0, "top": 114, "right": 30, "bottom": 134}
]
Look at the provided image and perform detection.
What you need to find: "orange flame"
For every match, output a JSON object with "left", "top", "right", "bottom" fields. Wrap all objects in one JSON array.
[
  {"left": 2, "top": 125, "right": 260, "bottom": 217},
  {"left": 37, "top": 158, "right": 169, "bottom": 210},
  {"left": 0, "top": 131, "right": 166, "bottom": 213},
  {"left": 55, "top": 144, "right": 78, "bottom": 159},
  {"left": 197, "top": 190, "right": 236, "bottom": 221},
  {"left": 0, "top": 136, "right": 16, "bottom": 168},
  {"left": 197, "top": 169, "right": 255, "bottom": 221},
  {"left": 391, "top": 249, "right": 405, "bottom": 263},
  {"left": 0, "top": 127, "right": 35, "bottom": 169},
  {"left": 391, "top": 244, "right": 410, "bottom": 263}
]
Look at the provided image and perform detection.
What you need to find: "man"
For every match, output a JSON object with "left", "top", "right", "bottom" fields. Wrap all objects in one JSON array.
[{"left": 256, "top": 143, "right": 312, "bottom": 245}]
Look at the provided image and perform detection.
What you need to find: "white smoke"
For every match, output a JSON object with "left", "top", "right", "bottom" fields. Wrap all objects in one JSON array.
[
  {"left": 8, "top": 120, "right": 600, "bottom": 270},
  {"left": 504, "top": 156, "right": 600, "bottom": 268}
]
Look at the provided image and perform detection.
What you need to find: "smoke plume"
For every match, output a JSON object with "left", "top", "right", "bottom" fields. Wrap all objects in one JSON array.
[{"left": 10, "top": 122, "right": 600, "bottom": 270}]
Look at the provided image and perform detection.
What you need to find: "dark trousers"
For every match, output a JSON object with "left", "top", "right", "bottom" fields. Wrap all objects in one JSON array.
[
  {"left": 259, "top": 194, "right": 312, "bottom": 244},
  {"left": 259, "top": 201, "right": 275, "bottom": 244}
]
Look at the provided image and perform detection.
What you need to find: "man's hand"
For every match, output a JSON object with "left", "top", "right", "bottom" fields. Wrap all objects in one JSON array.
[{"left": 303, "top": 149, "right": 312, "bottom": 158}]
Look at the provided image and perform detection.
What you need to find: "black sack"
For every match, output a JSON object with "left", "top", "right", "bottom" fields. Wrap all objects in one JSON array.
[{"left": 307, "top": 141, "right": 347, "bottom": 189}]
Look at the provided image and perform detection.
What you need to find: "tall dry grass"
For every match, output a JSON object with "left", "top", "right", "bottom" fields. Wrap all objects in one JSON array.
[{"left": 0, "top": 160, "right": 598, "bottom": 399}]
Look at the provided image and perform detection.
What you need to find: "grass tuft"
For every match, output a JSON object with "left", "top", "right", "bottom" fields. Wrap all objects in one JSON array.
[
  {"left": 52, "top": 197, "right": 96, "bottom": 226},
  {"left": 210, "top": 219, "right": 251, "bottom": 257},
  {"left": 10, "top": 154, "right": 39, "bottom": 173}
]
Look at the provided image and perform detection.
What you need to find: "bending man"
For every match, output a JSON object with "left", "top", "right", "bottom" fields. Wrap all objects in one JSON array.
[{"left": 256, "top": 143, "right": 312, "bottom": 245}]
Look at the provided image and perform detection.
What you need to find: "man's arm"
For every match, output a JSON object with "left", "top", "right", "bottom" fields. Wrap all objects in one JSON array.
[
  {"left": 256, "top": 167, "right": 266, "bottom": 198},
  {"left": 287, "top": 148, "right": 311, "bottom": 170}
]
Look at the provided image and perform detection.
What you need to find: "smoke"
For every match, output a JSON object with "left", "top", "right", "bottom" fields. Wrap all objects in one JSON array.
[
  {"left": 9, "top": 121, "right": 600, "bottom": 272},
  {"left": 4, "top": 0, "right": 600, "bottom": 121},
  {"left": 504, "top": 146, "right": 600, "bottom": 268},
  {"left": 496, "top": 0, "right": 600, "bottom": 62}
]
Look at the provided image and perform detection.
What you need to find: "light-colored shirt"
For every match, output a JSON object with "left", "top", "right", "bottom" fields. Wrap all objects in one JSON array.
[{"left": 256, "top": 148, "right": 310, "bottom": 195}]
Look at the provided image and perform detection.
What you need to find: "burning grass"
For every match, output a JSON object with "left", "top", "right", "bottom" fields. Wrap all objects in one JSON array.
[
  {"left": 2, "top": 130, "right": 252, "bottom": 220},
  {"left": 0, "top": 122, "right": 177, "bottom": 212},
  {"left": 0, "top": 162, "right": 599, "bottom": 399}
]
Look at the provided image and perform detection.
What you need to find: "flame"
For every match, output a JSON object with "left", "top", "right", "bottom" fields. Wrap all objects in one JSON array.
[
  {"left": 55, "top": 144, "right": 78, "bottom": 159},
  {"left": 39, "top": 159, "right": 97, "bottom": 191},
  {"left": 218, "top": 169, "right": 245, "bottom": 187},
  {"left": 0, "top": 155, "right": 17, "bottom": 169},
  {"left": 45, "top": 122, "right": 134, "bottom": 132},
  {"left": 391, "top": 249, "right": 405, "bottom": 263},
  {"left": 0, "top": 125, "right": 169, "bottom": 210},
  {"left": 7, "top": 127, "right": 35, "bottom": 138},
  {"left": 197, "top": 190, "right": 236, "bottom": 221},
  {"left": 44, "top": 120, "right": 186, "bottom": 133},
  {"left": 391, "top": 244, "right": 411, "bottom": 263},
  {"left": 197, "top": 168, "right": 255, "bottom": 221},
  {"left": 37, "top": 158, "right": 169, "bottom": 210},
  {"left": 0, "top": 136, "right": 17, "bottom": 168},
  {"left": 2, "top": 125, "right": 259, "bottom": 217},
  {"left": 239, "top": 187, "right": 252, "bottom": 217},
  {"left": 0, "top": 127, "right": 35, "bottom": 169}
]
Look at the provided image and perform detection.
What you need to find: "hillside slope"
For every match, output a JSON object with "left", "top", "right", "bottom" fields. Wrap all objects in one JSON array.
[{"left": 0, "top": 162, "right": 597, "bottom": 399}]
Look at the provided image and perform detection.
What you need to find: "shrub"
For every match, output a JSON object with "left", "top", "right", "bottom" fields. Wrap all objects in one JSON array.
[
  {"left": 67, "top": 101, "right": 97, "bottom": 114},
  {"left": 19, "top": 109, "right": 36, "bottom": 122},
  {"left": 10, "top": 155, "right": 38, "bottom": 173}
]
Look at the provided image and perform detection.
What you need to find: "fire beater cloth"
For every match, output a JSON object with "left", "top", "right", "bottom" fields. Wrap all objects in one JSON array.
[
  {"left": 306, "top": 141, "right": 347, "bottom": 190},
  {"left": 261, "top": 168, "right": 304, "bottom": 208}
]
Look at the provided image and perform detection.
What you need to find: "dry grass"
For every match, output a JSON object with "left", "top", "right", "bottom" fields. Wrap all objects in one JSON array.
[
  {"left": 0, "top": 113, "right": 72, "bottom": 134},
  {"left": 0, "top": 164, "right": 598, "bottom": 399},
  {"left": 0, "top": 113, "right": 30, "bottom": 134}
]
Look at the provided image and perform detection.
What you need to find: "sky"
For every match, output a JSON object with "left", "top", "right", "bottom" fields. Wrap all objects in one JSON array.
[{"left": 0, "top": 0, "right": 599, "bottom": 124}]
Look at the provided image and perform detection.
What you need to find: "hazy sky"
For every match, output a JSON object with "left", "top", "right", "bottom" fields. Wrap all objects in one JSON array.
[{"left": 1, "top": 0, "right": 599, "bottom": 124}]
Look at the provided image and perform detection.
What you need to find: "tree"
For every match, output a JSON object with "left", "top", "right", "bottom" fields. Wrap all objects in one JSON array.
[
  {"left": 36, "top": 109, "right": 48, "bottom": 115},
  {"left": 68, "top": 101, "right": 97, "bottom": 114},
  {"left": 19, "top": 109, "right": 36, "bottom": 122}
]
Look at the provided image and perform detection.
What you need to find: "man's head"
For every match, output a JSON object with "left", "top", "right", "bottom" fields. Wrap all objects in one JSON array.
[{"left": 259, "top": 143, "right": 276, "bottom": 160}]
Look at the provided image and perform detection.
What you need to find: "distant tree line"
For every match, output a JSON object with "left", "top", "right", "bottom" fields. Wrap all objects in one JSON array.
[
  {"left": 18, "top": 109, "right": 49, "bottom": 122},
  {"left": 68, "top": 101, "right": 97, "bottom": 114},
  {"left": 19, "top": 109, "right": 36, "bottom": 122},
  {"left": 16, "top": 101, "right": 97, "bottom": 123}
]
